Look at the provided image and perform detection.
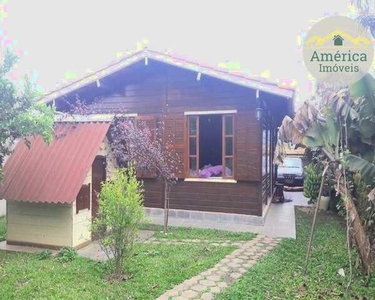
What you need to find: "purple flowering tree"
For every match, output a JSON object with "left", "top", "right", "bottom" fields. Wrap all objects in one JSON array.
[{"left": 108, "top": 116, "right": 179, "bottom": 233}]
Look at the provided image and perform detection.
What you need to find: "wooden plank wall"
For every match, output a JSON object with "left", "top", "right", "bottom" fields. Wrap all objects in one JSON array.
[{"left": 79, "top": 61, "right": 264, "bottom": 216}]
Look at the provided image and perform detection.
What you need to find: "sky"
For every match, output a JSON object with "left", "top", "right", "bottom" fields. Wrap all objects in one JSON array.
[{"left": 0, "top": 0, "right": 356, "bottom": 108}]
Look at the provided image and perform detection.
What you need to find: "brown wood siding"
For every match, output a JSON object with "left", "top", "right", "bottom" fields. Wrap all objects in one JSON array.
[
  {"left": 143, "top": 179, "right": 262, "bottom": 216},
  {"left": 235, "top": 112, "right": 261, "bottom": 181},
  {"left": 78, "top": 62, "right": 266, "bottom": 215}
]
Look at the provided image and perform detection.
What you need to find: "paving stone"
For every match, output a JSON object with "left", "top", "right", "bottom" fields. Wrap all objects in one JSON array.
[
  {"left": 238, "top": 255, "right": 248, "bottom": 260},
  {"left": 227, "top": 262, "right": 240, "bottom": 268},
  {"left": 171, "top": 296, "right": 186, "bottom": 300},
  {"left": 210, "top": 286, "right": 222, "bottom": 293},
  {"left": 195, "top": 274, "right": 205, "bottom": 281},
  {"left": 200, "top": 269, "right": 213, "bottom": 276},
  {"left": 217, "top": 281, "right": 228, "bottom": 288},
  {"left": 165, "top": 290, "right": 179, "bottom": 297},
  {"left": 200, "top": 280, "right": 216, "bottom": 287},
  {"left": 242, "top": 262, "right": 255, "bottom": 269},
  {"left": 191, "top": 284, "right": 206, "bottom": 292},
  {"left": 238, "top": 267, "right": 247, "bottom": 274},
  {"left": 181, "top": 290, "right": 198, "bottom": 298},
  {"left": 230, "top": 272, "right": 242, "bottom": 279},
  {"left": 215, "top": 270, "right": 226, "bottom": 276},
  {"left": 219, "top": 266, "right": 229, "bottom": 272},
  {"left": 206, "top": 274, "right": 221, "bottom": 282},
  {"left": 175, "top": 284, "right": 189, "bottom": 291},
  {"left": 201, "top": 292, "right": 214, "bottom": 300}
]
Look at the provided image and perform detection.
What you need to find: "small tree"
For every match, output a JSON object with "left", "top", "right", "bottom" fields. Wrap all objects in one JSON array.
[
  {"left": 91, "top": 167, "right": 145, "bottom": 278},
  {"left": 0, "top": 50, "right": 54, "bottom": 178}
]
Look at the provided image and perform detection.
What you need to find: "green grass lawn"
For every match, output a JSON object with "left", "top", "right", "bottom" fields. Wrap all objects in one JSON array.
[
  {"left": 0, "top": 216, "right": 5, "bottom": 242},
  {"left": 0, "top": 243, "right": 235, "bottom": 299},
  {"left": 217, "top": 208, "right": 375, "bottom": 300},
  {"left": 143, "top": 223, "right": 256, "bottom": 241}
]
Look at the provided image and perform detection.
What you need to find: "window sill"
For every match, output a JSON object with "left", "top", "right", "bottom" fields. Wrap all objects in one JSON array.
[{"left": 184, "top": 178, "right": 237, "bottom": 184}]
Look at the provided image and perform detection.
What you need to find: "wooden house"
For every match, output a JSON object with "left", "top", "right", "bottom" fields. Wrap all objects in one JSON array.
[{"left": 0, "top": 49, "right": 294, "bottom": 248}]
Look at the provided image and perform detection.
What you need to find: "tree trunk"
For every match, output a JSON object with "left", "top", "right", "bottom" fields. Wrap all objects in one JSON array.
[
  {"left": 163, "top": 182, "right": 169, "bottom": 233},
  {"left": 338, "top": 177, "right": 374, "bottom": 275}
]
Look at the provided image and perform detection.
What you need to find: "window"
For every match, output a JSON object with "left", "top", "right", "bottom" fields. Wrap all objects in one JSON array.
[
  {"left": 187, "top": 114, "right": 234, "bottom": 179},
  {"left": 76, "top": 184, "right": 90, "bottom": 213}
]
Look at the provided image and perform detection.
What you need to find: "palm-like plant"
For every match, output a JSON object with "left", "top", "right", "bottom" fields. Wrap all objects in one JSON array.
[{"left": 275, "top": 73, "right": 375, "bottom": 274}]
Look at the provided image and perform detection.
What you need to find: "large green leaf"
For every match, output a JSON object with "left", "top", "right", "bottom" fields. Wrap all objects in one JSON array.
[
  {"left": 345, "top": 154, "right": 375, "bottom": 185},
  {"left": 325, "top": 113, "right": 340, "bottom": 149},
  {"left": 350, "top": 73, "right": 375, "bottom": 98},
  {"left": 323, "top": 89, "right": 359, "bottom": 122},
  {"left": 303, "top": 122, "right": 325, "bottom": 148},
  {"left": 360, "top": 119, "right": 375, "bottom": 139}
]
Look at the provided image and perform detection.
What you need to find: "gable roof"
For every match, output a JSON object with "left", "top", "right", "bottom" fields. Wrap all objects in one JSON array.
[
  {"left": 41, "top": 49, "right": 295, "bottom": 103},
  {"left": 333, "top": 35, "right": 344, "bottom": 40},
  {"left": 0, "top": 121, "right": 110, "bottom": 204}
]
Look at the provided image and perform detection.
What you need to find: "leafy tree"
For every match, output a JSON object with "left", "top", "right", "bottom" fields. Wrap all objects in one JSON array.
[
  {"left": 0, "top": 50, "right": 54, "bottom": 178},
  {"left": 91, "top": 167, "right": 145, "bottom": 278}
]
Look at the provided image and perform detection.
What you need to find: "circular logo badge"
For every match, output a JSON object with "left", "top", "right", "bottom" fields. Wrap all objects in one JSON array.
[{"left": 303, "top": 16, "right": 374, "bottom": 86}]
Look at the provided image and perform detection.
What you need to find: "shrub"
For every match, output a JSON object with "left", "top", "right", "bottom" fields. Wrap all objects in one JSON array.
[
  {"left": 37, "top": 249, "right": 52, "bottom": 260},
  {"left": 57, "top": 247, "right": 78, "bottom": 263},
  {"left": 91, "top": 166, "right": 145, "bottom": 278}
]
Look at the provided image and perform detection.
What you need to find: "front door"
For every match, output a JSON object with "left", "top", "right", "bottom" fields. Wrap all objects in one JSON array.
[{"left": 92, "top": 156, "right": 106, "bottom": 236}]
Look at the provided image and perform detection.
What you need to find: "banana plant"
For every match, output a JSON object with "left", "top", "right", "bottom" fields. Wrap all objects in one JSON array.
[{"left": 276, "top": 73, "right": 375, "bottom": 274}]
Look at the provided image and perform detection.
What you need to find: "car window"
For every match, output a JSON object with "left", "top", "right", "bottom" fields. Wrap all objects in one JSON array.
[{"left": 281, "top": 158, "right": 302, "bottom": 169}]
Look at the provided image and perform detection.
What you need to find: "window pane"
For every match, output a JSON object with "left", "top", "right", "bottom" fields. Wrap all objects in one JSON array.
[
  {"left": 189, "top": 157, "right": 197, "bottom": 176},
  {"left": 189, "top": 117, "right": 197, "bottom": 136},
  {"left": 225, "top": 158, "right": 233, "bottom": 176},
  {"left": 225, "top": 137, "right": 233, "bottom": 156},
  {"left": 189, "top": 137, "right": 197, "bottom": 155},
  {"left": 225, "top": 116, "right": 233, "bottom": 135}
]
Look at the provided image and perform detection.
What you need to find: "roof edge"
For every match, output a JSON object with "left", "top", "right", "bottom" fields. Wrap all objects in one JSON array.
[{"left": 40, "top": 48, "right": 295, "bottom": 104}]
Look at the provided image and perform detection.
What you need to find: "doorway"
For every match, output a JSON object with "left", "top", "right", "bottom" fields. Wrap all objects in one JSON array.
[{"left": 92, "top": 156, "right": 106, "bottom": 235}]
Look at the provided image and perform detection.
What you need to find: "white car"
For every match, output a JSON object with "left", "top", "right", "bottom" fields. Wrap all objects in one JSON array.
[{"left": 277, "top": 157, "right": 304, "bottom": 186}]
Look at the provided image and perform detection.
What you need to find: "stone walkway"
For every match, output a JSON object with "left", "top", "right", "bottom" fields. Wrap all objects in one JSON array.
[{"left": 155, "top": 234, "right": 281, "bottom": 300}]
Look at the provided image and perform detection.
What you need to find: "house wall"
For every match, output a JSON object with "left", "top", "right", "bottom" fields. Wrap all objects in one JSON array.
[
  {"left": 6, "top": 201, "right": 73, "bottom": 248},
  {"left": 0, "top": 200, "right": 5, "bottom": 217},
  {"left": 60, "top": 61, "right": 272, "bottom": 216},
  {"left": 144, "top": 179, "right": 262, "bottom": 216}
]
